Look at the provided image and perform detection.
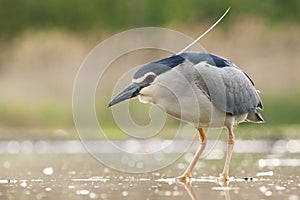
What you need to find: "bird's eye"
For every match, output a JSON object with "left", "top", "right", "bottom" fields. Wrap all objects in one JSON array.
[{"left": 145, "top": 74, "right": 156, "bottom": 83}]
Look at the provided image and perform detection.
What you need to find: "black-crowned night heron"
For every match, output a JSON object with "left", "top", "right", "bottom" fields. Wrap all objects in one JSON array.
[{"left": 108, "top": 52, "right": 263, "bottom": 183}]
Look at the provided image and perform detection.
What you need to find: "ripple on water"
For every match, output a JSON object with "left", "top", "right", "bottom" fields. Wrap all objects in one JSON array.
[{"left": 71, "top": 177, "right": 110, "bottom": 182}]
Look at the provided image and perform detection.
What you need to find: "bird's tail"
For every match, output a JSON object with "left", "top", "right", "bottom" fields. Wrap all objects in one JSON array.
[{"left": 246, "top": 111, "right": 264, "bottom": 123}]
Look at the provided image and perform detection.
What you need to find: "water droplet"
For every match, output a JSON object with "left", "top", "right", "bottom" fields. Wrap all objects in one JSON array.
[
  {"left": 258, "top": 159, "right": 266, "bottom": 168},
  {"left": 275, "top": 185, "right": 285, "bottom": 191},
  {"left": 76, "top": 190, "right": 89, "bottom": 195},
  {"left": 256, "top": 171, "right": 274, "bottom": 177},
  {"left": 43, "top": 167, "right": 54, "bottom": 175},
  {"left": 259, "top": 186, "right": 267, "bottom": 193},
  {"left": 265, "top": 191, "right": 272, "bottom": 197},
  {"left": 20, "top": 181, "right": 27, "bottom": 188},
  {"left": 122, "top": 191, "right": 128, "bottom": 197},
  {"left": 139, "top": 178, "right": 150, "bottom": 181},
  {"left": 259, "top": 186, "right": 272, "bottom": 197},
  {"left": 89, "top": 192, "right": 98, "bottom": 199}
]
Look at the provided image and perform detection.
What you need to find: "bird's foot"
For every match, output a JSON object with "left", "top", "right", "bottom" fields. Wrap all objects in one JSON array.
[
  {"left": 175, "top": 173, "right": 192, "bottom": 183},
  {"left": 217, "top": 173, "right": 229, "bottom": 186}
]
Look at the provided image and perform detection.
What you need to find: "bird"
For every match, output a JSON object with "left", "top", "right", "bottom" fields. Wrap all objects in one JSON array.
[{"left": 108, "top": 51, "right": 264, "bottom": 184}]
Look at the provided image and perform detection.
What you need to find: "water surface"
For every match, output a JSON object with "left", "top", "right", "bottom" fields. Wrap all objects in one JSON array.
[{"left": 0, "top": 139, "right": 299, "bottom": 199}]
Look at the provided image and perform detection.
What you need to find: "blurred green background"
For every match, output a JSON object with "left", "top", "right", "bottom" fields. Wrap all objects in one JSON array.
[{"left": 0, "top": 0, "right": 299, "bottom": 139}]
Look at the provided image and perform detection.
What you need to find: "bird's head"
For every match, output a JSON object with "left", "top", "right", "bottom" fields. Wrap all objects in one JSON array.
[{"left": 108, "top": 54, "right": 185, "bottom": 107}]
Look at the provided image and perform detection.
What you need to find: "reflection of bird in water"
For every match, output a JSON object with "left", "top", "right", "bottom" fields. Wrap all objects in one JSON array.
[
  {"left": 181, "top": 182, "right": 200, "bottom": 200},
  {"left": 156, "top": 177, "right": 232, "bottom": 200},
  {"left": 183, "top": 182, "right": 231, "bottom": 200},
  {"left": 108, "top": 9, "right": 263, "bottom": 185}
]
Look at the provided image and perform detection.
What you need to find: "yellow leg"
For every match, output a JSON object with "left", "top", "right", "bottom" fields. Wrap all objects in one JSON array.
[
  {"left": 220, "top": 127, "right": 235, "bottom": 183},
  {"left": 176, "top": 128, "right": 207, "bottom": 182}
]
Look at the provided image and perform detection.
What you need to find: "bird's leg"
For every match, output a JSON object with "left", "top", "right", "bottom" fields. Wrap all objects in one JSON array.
[
  {"left": 219, "top": 127, "right": 235, "bottom": 184},
  {"left": 176, "top": 128, "right": 207, "bottom": 182}
]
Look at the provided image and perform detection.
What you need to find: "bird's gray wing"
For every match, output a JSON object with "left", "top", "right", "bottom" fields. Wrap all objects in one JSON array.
[{"left": 193, "top": 62, "right": 262, "bottom": 115}]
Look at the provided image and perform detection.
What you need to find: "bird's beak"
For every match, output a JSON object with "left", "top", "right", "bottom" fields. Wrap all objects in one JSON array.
[{"left": 108, "top": 82, "right": 141, "bottom": 107}]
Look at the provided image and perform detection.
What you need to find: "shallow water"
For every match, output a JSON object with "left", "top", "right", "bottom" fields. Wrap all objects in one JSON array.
[{"left": 0, "top": 140, "right": 299, "bottom": 199}]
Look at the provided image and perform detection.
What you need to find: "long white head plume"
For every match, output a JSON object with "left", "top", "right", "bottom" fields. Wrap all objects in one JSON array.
[{"left": 177, "top": 7, "right": 230, "bottom": 55}]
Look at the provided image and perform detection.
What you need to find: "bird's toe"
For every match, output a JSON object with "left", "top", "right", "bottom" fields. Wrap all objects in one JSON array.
[
  {"left": 217, "top": 173, "right": 230, "bottom": 186},
  {"left": 175, "top": 173, "right": 191, "bottom": 183}
]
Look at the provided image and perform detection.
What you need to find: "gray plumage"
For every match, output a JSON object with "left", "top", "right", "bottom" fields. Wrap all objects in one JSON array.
[
  {"left": 108, "top": 51, "right": 264, "bottom": 182},
  {"left": 132, "top": 52, "right": 263, "bottom": 122}
]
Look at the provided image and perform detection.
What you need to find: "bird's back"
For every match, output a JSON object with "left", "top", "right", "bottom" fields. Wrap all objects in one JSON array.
[
  {"left": 138, "top": 52, "right": 263, "bottom": 128},
  {"left": 180, "top": 52, "right": 263, "bottom": 122}
]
